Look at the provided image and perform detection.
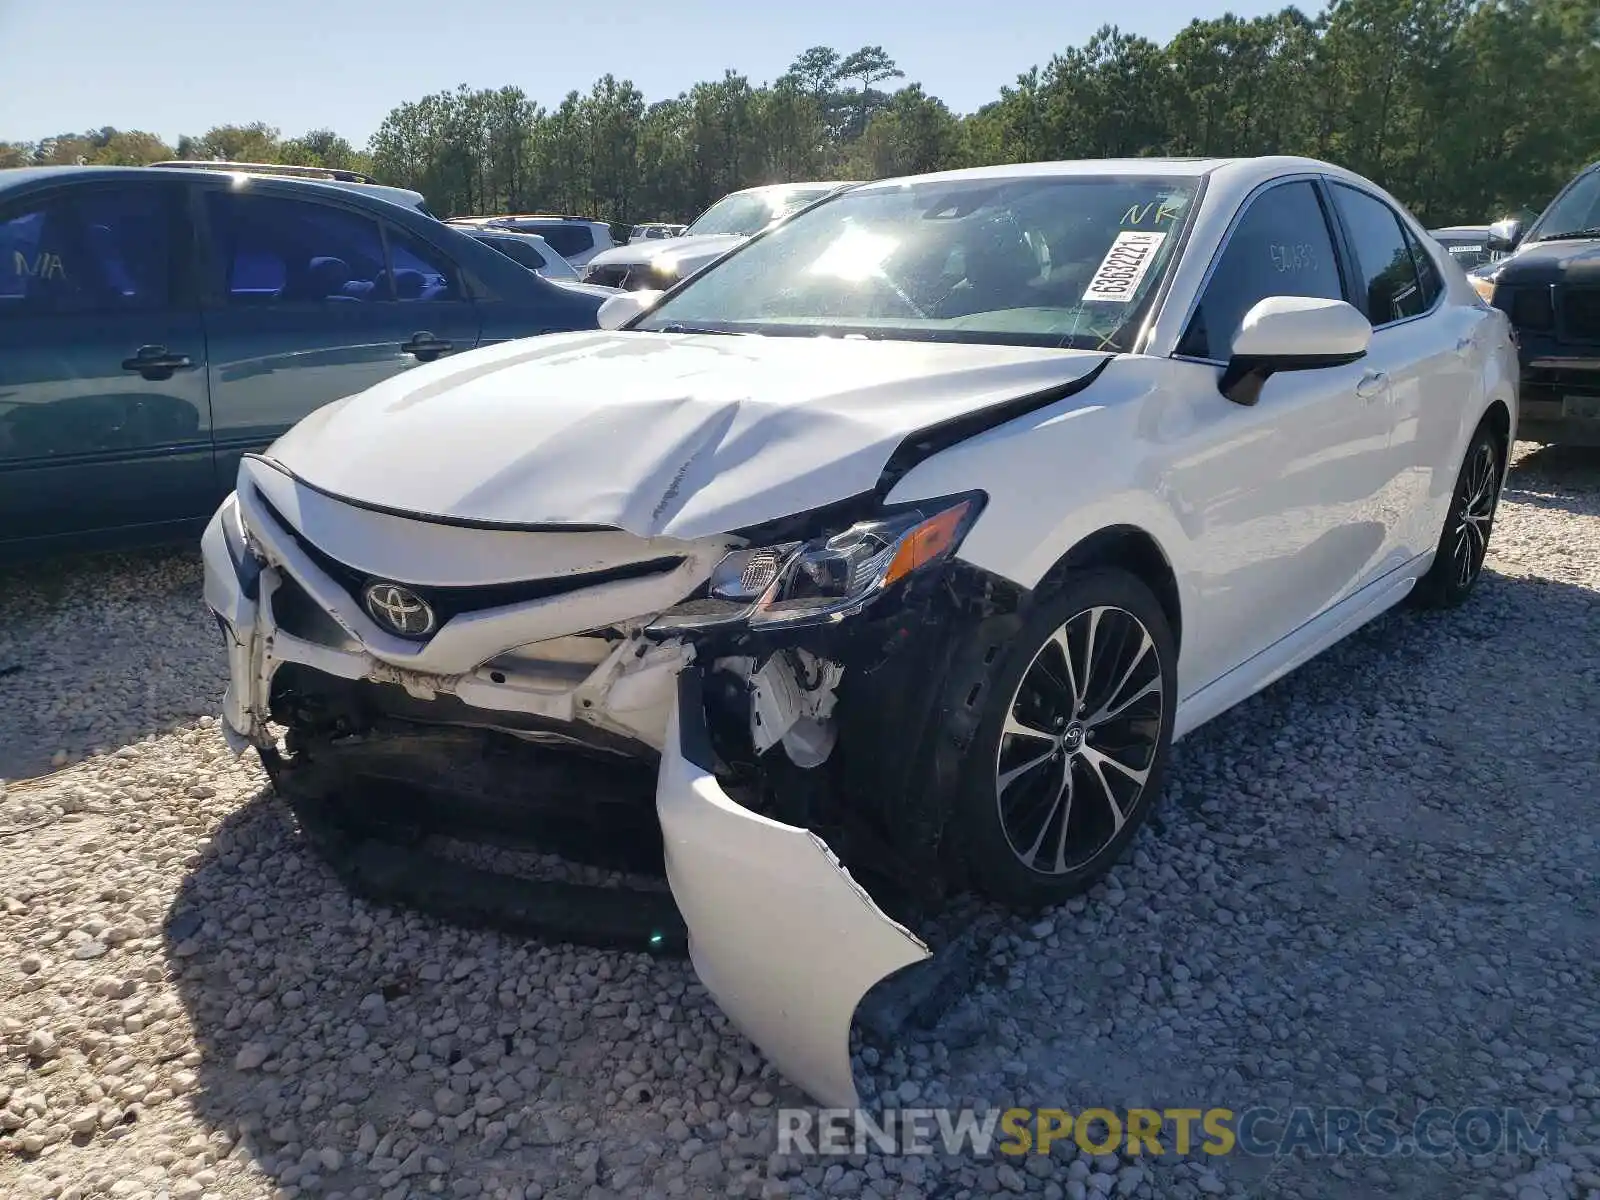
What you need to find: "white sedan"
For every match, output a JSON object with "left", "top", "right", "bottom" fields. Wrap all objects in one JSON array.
[{"left": 201, "top": 156, "right": 1518, "bottom": 1109}]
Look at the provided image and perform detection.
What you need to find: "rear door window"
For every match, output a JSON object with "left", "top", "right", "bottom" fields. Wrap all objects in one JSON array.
[
  {"left": 1329, "top": 183, "right": 1428, "bottom": 325},
  {"left": 1, "top": 185, "right": 175, "bottom": 315}
]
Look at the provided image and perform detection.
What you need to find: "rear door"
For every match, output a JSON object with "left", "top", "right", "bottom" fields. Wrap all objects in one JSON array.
[
  {"left": 1325, "top": 181, "right": 1476, "bottom": 569},
  {"left": 0, "top": 178, "right": 212, "bottom": 552},
  {"left": 196, "top": 185, "right": 480, "bottom": 497}
]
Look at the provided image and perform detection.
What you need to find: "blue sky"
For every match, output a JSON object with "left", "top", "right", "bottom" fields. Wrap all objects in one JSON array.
[{"left": 0, "top": 0, "right": 1286, "bottom": 146}]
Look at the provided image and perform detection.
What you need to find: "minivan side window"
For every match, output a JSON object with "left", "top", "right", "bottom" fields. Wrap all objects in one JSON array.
[
  {"left": 1329, "top": 183, "right": 1428, "bottom": 325},
  {"left": 532, "top": 225, "right": 594, "bottom": 259},
  {"left": 0, "top": 186, "right": 173, "bottom": 315},
  {"left": 1179, "top": 180, "right": 1344, "bottom": 361},
  {"left": 206, "top": 192, "right": 388, "bottom": 305}
]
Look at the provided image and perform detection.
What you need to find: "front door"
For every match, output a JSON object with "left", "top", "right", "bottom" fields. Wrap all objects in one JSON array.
[
  {"left": 196, "top": 185, "right": 479, "bottom": 499},
  {"left": 0, "top": 180, "right": 212, "bottom": 553},
  {"left": 1165, "top": 177, "right": 1398, "bottom": 691}
]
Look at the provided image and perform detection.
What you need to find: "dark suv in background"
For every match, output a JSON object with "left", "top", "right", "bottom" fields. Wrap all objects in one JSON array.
[{"left": 1474, "top": 160, "right": 1600, "bottom": 445}]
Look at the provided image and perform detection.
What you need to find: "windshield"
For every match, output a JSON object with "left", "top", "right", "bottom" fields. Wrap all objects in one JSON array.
[
  {"left": 636, "top": 174, "right": 1198, "bottom": 350},
  {"left": 684, "top": 186, "right": 838, "bottom": 238},
  {"left": 1528, "top": 165, "right": 1600, "bottom": 241}
]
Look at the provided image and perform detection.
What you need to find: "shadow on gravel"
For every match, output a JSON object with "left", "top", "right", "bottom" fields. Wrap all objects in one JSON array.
[
  {"left": 1507, "top": 442, "right": 1600, "bottom": 507},
  {"left": 157, "top": 568, "right": 1600, "bottom": 1200},
  {"left": 0, "top": 545, "right": 218, "bottom": 780}
]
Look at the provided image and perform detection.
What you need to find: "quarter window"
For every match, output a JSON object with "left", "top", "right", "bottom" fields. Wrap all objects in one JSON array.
[
  {"left": 0, "top": 186, "right": 173, "bottom": 315},
  {"left": 1329, "top": 183, "right": 1428, "bottom": 325},
  {"left": 1180, "top": 180, "right": 1343, "bottom": 361}
]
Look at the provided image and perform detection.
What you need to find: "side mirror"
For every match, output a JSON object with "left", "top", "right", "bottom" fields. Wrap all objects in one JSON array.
[
  {"left": 1219, "top": 296, "right": 1371, "bottom": 407},
  {"left": 596, "top": 289, "right": 664, "bottom": 330},
  {"left": 1486, "top": 217, "right": 1523, "bottom": 254}
]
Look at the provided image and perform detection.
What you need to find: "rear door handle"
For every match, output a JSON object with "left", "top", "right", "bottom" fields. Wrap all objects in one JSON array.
[
  {"left": 121, "top": 344, "right": 196, "bottom": 382},
  {"left": 403, "top": 331, "right": 454, "bottom": 362},
  {"left": 1356, "top": 370, "right": 1389, "bottom": 400}
]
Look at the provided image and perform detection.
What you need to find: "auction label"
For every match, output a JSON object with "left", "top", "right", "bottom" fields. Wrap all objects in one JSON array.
[{"left": 1083, "top": 230, "right": 1167, "bottom": 304}]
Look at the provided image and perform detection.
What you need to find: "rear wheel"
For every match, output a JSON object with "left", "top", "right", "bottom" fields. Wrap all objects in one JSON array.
[
  {"left": 947, "top": 568, "right": 1177, "bottom": 909},
  {"left": 1409, "top": 423, "right": 1504, "bottom": 609}
]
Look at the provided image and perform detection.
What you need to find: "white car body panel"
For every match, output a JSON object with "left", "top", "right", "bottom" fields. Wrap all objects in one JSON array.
[
  {"left": 656, "top": 681, "right": 930, "bottom": 1109},
  {"left": 202, "top": 154, "right": 1520, "bottom": 1111},
  {"left": 263, "top": 330, "right": 1110, "bottom": 540}
]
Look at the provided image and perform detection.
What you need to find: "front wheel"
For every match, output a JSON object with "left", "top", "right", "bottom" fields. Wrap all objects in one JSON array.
[
  {"left": 1409, "top": 422, "right": 1504, "bottom": 609},
  {"left": 949, "top": 567, "right": 1178, "bottom": 909}
]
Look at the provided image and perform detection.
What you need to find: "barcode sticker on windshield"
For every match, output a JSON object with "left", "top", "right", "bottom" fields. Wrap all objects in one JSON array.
[{"left": 1083, "top": 230, "right": 1168, "bottom": 304}]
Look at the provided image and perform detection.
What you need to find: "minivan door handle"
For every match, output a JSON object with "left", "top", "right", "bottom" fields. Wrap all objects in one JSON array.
[
  {"left": 121, "top": 345, "right": 196, "bottom": 382},
  {"left": 1356, "top": 370, "right": 1389, "bottom": 400},
  {"left": 402, "top": 332, "right": 454, "bottom": 362}
]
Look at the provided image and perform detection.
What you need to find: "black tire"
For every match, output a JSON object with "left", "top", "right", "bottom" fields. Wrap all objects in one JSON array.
[
  {"left": 947, "top": 567, "right": 1178, "bottom": 909},
  {"left": 1409, "top": 421, "right": 1504, "bottom": 610}
]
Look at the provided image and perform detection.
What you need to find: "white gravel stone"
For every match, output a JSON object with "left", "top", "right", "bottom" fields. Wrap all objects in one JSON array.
[{"left": 0, "top": 447, "right": 1597, "bottom": 1199}]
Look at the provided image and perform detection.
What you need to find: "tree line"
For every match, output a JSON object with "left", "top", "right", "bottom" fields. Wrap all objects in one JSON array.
[{"left": 3, "top": 0, "right": 1595, "bottom": 230}]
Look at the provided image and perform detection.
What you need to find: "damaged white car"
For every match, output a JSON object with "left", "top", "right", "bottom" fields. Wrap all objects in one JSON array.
[{"left": 202, "top": 156, "right": 1518, "bottom": 1108}]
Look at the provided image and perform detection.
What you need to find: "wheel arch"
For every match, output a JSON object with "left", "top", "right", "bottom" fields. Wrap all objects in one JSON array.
[
  {"left": 1034, "top": 524, "right": 1184, "bottom": 653},
  {"left": 1480, "top": 397, "right": 1512, "bottom": 458}
]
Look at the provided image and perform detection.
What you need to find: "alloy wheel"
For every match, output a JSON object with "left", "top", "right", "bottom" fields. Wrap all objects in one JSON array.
[
  {"left": 994, "top": 605, "right": 1166, "bottom": 875},
  {"left": 1452, "top": 440, "right": 1500, "bottom": 589}
]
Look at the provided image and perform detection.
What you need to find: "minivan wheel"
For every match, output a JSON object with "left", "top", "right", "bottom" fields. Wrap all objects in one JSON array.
[{"left": 950, "top": 567, "right": 1177, "bottom": 909}]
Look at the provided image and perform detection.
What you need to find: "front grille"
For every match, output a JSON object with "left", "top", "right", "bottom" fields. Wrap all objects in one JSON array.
[
  {"left": 1497, "top": 285, "right": 1554, "bottom": 331},
  {"left": 250, "top": 490, "right": 686, "bottom": 629},
  {"left": 1560, "top": 287, "right": 1600, "bottom": 342}
]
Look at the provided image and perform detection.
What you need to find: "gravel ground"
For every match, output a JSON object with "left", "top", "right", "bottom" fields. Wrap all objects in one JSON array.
[{"left": 2, "top": 441, "right": 1598, "bottom": 1200}]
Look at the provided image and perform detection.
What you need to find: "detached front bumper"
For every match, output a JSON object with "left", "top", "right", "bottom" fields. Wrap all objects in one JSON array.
[
  {"left": 202, "top": 491, "right": 933, "bottom": 1109},
  {"left": 659, "top": 670, "right": 930, "bottom": 1108}
]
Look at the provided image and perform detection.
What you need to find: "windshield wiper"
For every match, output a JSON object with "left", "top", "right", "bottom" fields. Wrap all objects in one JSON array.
[
  {"left": 1531, "top": 227, "right": 1600, "bottom": 242},
  {"left": 653, "top": 323, "right": 741, "bottom": 336}
]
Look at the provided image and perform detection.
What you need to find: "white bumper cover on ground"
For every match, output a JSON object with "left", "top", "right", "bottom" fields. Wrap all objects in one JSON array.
[{"left": 656, "top": 671, "right": 931, "bottom": 1108}]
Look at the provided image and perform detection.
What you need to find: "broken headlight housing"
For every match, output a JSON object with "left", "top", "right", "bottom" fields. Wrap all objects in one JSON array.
[{"left": 704, "top": 493, "right": 985, "bottom": 628}]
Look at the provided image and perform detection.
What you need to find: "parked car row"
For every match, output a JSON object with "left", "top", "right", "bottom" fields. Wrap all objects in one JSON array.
[
  {"left": 0, "top": 161, "right": 608, "bottom": 559},
  {"left": 580, "top": 180, "right": 859, "bottom": 289},
  {"left": 198, "top": 153, "right": 1518, "bottom": 1109}
]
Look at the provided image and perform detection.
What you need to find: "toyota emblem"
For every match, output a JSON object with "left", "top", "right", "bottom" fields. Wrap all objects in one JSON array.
[{"left": 362, "top": 581, "right": 436, "bottom": 638}]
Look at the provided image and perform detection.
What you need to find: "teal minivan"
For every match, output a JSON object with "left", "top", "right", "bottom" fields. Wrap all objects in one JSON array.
[{"left": 0, "top": 164, "right": 605, "bottom": 560}]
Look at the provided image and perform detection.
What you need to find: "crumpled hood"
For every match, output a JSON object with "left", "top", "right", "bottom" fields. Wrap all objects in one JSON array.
[
  {"left": 585, "top": 234, "right": 747, "bottom": 277},
  {"left": 265, "top": 331, "right": 1109, "bottom": 539}
]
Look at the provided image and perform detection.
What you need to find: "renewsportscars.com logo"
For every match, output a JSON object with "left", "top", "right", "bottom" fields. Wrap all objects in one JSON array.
[{"left": 778, "top": 1105, "right": 1564, "bottom": 1160}]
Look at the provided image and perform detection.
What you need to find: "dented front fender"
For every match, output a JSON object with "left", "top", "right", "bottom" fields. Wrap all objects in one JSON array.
[{"left": 655, "top": 670, "right": 931, "bottom": 1108}]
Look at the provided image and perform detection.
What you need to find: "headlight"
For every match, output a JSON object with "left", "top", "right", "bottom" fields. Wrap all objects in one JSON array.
[
  {"left": 704, "top": 495, "right": 984, "bottom": 628},
  {"left": 1469, "top": 272, "right": 1498, "bottom": 305}
]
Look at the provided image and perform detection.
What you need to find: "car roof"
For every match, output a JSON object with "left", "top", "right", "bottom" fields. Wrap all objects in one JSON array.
[{"left": 0, "top": 163, "right": 428, "bottom": 211}]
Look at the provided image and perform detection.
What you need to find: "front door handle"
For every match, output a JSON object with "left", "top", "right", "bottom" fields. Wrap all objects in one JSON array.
[
  {"left": 402, "top": 331, "right": 454, "bottom": 362},
  {"left": 121, "top": 345, "right": 196, "bottom": 382},
  {"left": 1356, "top": 370, "right": 1389, "bottom": 400}
]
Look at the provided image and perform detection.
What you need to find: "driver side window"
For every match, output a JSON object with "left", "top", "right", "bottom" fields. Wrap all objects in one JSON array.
[{"left": 1180, "top": 180, "right": 1344, "bottom": 361}]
